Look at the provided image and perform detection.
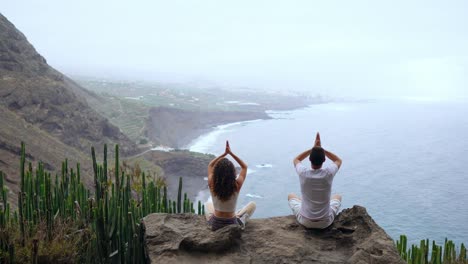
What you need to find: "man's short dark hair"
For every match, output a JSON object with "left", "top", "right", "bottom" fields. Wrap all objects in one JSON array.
[{"left": 309, "top": 147, "right": 325, "bottom": 166}]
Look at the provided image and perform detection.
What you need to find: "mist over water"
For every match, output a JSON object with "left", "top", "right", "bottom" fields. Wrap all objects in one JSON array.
[{"left": 189, "top": 100, "right": 468, "bottom": 245}]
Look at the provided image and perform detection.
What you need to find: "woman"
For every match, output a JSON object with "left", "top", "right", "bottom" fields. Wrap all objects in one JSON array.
[{"left": 205, "top": 141, "right": 256, "bottom": 231}]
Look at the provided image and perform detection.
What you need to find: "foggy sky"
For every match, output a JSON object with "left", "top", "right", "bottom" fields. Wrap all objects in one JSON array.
[{"left": 2, "top": 0, "right": 467, "bottom": 99}]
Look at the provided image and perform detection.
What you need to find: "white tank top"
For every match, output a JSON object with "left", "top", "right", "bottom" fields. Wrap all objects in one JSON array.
[{"left": 212, "top": 191, "right": 239, "bottom": 213}]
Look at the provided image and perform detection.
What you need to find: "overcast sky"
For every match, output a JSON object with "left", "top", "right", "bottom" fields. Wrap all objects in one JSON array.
[{"left": 2, "top": 0, "right": 467, "bottom": 99}]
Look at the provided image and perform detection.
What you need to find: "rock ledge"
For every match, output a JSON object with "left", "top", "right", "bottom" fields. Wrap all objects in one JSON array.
[{"left": 143, "top": 205, "right": 404, "bottom": 264}]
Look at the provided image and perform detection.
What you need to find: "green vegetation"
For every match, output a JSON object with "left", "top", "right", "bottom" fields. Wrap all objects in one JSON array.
[
  {"left": 76, "top": 77, "right": 314, "bottom": 143},
  {"left": 84, "top": 93, "right": 150, "bottom": 142},
  {"left": 396, "top": 235, "right": 467, "bottom": 264},
  {"left": 0, "top": 143, "right": 203, "bottom": 263}
]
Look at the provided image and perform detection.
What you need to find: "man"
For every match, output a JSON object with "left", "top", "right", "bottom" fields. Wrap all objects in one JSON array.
[{"left": 288, "top": 132, "right": 342, "bottom": 229}]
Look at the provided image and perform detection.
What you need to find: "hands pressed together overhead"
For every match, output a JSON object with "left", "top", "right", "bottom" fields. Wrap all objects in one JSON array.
[
  {"left": 314, "top": 132, "right": 321, "bottom": 148},
  {"left": 224, "top": 140, "right": 232, "bottom": 155},
  {"left": 313, "top": 132, "right": 342, "bottom": 169}
]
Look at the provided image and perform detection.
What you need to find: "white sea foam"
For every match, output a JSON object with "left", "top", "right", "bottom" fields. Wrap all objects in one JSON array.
[
  {"left": 255, "top": 163, "right": 273, "bottom": 168},
  {"left": 265, "top": 110, "right": 292, "bottom": 115},
  {"left": 224, "top": 100, "right": 260, "bottom": 106},
  {"left": 245, "top": 193, "right": 263, "bottom": 199},
  {"left": 151, "top": 146, "right": 174, "bottom": 152},
  {"left": 124, "top": 96, "right": 143, "bottom": 100},
  {"left": 187, "top": 119, "right": 263, "bottom": 153},
  {"left": 195, "top": 190, "right": 211, "bottom": 204}
]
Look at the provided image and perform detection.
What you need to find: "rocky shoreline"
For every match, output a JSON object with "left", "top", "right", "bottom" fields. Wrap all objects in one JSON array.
[{"left": 146, "top": 106, "right": 272, "bottom": 148}]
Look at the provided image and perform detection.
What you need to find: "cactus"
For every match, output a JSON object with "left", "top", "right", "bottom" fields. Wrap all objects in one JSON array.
[
  {"left": 20, "top": 142, "right": 25, "bottom": 192},
  {"left": 18, "top": 192, "right": 25, "bottom": 247},
  {"left": 396, "top": 235, "right": 467, "bottom": 264},
  {"left": 0, "top": 143, "right": 211, "bottom": 263},
  {"left": 8, "top": 243, "right": 14, "bottom": 264},
  {"left": 162, "top": 186, "right": 168, "bottom": 213},
  {"left": 32, "top": 239, "right": 39, "bottom": 264},
  {"left": 115, "top": 145, "right": 120, "bottom": 197},
  {"left": 177, "top": 177, "right": 182, "bottom": 213},
  {"left": 460, "top": 243, "right": 466, "bottom": 262}
]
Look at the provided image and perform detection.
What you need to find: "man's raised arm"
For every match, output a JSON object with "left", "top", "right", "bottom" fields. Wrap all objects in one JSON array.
[
  {"left": 324, "top": 149, "right": 342, "bottom": 169},
  {"left": 293, "top": 149, "right": 311, "bottom": 166},
  {"left": 293, "top": 132, "right": 321, "bottom": 166}
]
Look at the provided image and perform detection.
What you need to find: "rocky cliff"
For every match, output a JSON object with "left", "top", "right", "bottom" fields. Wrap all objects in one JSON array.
[
  {"left": 144, "top": 206, "right": 404, "bottom": 264},
  {"left": 0, "top": 13, "right": 136, "bottom": 156},
  {"left": 0, "top": 13, "right": 139, "bottom": 193}
]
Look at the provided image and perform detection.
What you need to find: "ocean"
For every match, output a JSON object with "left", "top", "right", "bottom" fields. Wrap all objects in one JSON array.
[{"left": 188, "top": 99, "right": 468, "bottom": 245}]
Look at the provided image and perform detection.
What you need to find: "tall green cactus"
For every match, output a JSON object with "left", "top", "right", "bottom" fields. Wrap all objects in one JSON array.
[
  {"left": 162, "top": 186, "right": 168, "bottom": 213},
  {"left": 0, "top": 143, "right": 206, "bottom": 263},
  {"left": 459, "top": 243, "right": 467, "bottom": 262},
  {"left": 20, "top": 142, "right": 25, "bottom": 192},
  {"left": 177, "top": 177, "right": 182, "bottom": 213},
  {"left": 396, "top": 235, "right": 467, "bottom": 264}
]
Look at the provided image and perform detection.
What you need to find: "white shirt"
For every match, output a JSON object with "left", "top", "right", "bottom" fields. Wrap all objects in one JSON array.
[{"left": 295, "top": 162, "right": 339, "bottom": 220}]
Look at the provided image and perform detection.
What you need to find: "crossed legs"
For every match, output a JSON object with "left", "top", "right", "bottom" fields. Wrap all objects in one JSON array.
[
  {"left": 288, "top": 192, "right": 342, "bottom": 216},
  {"left": 204, "top": 201, "right": 256, "bottom": 221},
  {"left": 236, "top": 201, "right": 256, "bottom": 218},
  {"left": 288, "top": 193, "right": 342, "bottom": 202}
]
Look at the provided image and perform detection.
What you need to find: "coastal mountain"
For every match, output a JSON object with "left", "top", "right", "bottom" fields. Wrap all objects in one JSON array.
[{"left": 0, "top": 13, "right": 137, "bottom": 195}]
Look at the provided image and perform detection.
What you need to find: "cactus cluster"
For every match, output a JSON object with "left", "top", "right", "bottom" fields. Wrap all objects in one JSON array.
[
  {"left": 396, "top": 235, "right": 467, "bottom": 264},
  {"left": 0, "top": 143, "right": 204, "bottom": 263}
]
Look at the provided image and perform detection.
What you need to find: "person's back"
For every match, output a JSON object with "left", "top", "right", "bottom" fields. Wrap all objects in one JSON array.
[
  {"left": 205, "top": 141, "right": 256, "bottom": 231},
  {"left": 288, "top": 133, "right": 342, "bottom": 229}
]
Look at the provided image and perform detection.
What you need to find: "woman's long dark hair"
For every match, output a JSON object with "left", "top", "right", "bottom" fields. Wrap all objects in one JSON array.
[{"left": 212, "top": 158, "right": 237, "bottom": 201}]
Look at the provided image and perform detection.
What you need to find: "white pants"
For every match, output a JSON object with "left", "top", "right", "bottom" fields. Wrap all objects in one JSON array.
[{"left": 288, "top": 198, "right": 341, "bottom": 229}]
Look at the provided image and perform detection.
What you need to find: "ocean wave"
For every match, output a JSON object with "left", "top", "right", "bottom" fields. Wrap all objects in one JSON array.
[
  {"left": 255, "top": 163, "right": 273, "bottom": 168},
  {"left": 124, "top": 96, "right": 143, "bottom": 100},
  {"left": 246, "top": 193, "right": 263, "bottom": 199},
  {"left": 224, "top": 100, "right": 260, "bottom": 106},
  {"left": 187, "top": 119, "right": 263, "bottom": 153},
  {"left": 151, "top": 146, "right": 174, "bottom": 152},
  {"left": 195, "top": 190, "right": 211, "bottom": 204}
]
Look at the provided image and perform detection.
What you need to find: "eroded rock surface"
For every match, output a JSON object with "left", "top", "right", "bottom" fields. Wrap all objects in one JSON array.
[{"left": 144, "top": 205, "right": 405, "bottom": 264}]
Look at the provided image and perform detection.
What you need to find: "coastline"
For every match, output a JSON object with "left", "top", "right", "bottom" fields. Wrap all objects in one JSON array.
[
  {"left": 176, "top": 103, "right": 319, "bottom": 204},
  {"left": 146, "top": 107, "right": 272, "bottom": 148},
  {"left": 144, "top": 101, "right": 324, "bottom": 202},
  {"left": 185, "top": 101, "right": 322, "bottom": 153},
  {"left": 185, "top": 119, "right": 265, "bottom": 152}
]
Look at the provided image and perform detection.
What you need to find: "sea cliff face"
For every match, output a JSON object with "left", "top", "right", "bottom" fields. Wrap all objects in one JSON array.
[{"left": 143, "top": 205, "right": 404, "bottom": 264}]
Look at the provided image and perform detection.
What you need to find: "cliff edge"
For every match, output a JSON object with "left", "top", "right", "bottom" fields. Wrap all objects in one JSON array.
[{"left": 144, "top": 205, "right": 404, "bottom": 264}]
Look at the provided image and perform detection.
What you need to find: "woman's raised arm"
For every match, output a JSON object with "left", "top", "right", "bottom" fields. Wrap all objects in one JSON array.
[{"left": 226, "top": 141, "right": 248, "bottom": 190}]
